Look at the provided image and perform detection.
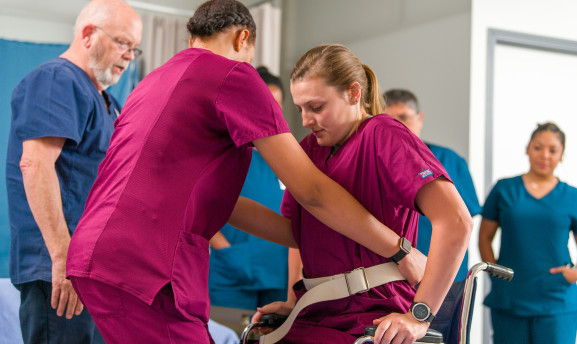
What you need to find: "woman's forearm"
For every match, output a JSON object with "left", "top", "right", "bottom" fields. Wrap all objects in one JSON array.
[
  {"left": 478, "top": 219, "right": 499, "bottom": 264},
  {"left": 227, "top": 196, "right": 296, "bottom": 248}
]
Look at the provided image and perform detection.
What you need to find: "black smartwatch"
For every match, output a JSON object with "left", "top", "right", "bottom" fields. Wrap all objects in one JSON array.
[
  {"left": 410, "top": 302, "right": 435, "bottom": 322},
  {"left": 389, "top": 237, "right": 411, "bottom": 264}
]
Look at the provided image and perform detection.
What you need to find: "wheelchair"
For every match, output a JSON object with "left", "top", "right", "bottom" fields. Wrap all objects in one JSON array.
[{"left": 241, "top": 262, "right": 513, "bottom": 344}]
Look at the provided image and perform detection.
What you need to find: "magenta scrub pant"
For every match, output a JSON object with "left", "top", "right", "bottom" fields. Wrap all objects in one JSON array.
[{"left": 70, "top": 277, "right": 215, "bottom": 344}]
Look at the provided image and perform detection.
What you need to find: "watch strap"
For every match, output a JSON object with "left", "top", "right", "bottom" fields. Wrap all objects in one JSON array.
[{"left": 389, "top": 237, "right": 411, "bottom": 264}]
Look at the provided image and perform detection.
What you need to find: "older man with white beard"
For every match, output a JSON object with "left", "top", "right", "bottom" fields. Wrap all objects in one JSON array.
[{"left": 5, "top": 1, "right": 142, "bottom": 343}]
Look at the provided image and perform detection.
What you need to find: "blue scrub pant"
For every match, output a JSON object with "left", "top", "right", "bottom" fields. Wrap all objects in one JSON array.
[
  {"left": 491, "top": 308, "right": 577, "bottom": 344},
  {"left": 210, "top": 288, "right": 287, "bottom": 310},
  {"left": 16, "top": 280, "right": 105, "bottom": 344}
]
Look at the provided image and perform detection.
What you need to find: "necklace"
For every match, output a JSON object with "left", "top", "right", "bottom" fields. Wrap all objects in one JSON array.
[{"left": 522, "top": 174, "right": 558, "bottom": 198}]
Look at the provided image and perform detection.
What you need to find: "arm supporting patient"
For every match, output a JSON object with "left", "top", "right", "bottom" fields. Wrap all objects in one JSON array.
[
  {"left": 253, "top": 133, "right": 413, "bottom": 269},
  {"left": 227, "top": 196, "right": 296, "bottom": 248},
  {"left": 411, "top": 178, "right": 473, "bottom": 313}
]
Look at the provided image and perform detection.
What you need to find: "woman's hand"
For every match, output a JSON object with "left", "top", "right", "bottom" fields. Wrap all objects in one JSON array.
[
  {"left": 397, "top": 248, "right": 427, "bottom": 286},
  {"left": 250, "top": 300, "right": 295, "bottom": 335},
  {"left": 251, "top": 300, "right": 295, "bottom": 323},
  {"left": 550, "top": 265, "right": 577, "bottom": 283},
  {"left": 209, "top": 231, "right": 231, "bottom": 250},
  {"left": 372, "top": 312, "right": 429, "bottom": 344}
]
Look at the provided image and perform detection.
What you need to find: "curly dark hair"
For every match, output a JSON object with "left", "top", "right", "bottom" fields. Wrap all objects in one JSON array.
[{"left": 187, "top": 0, "right": 256, "bottom": 44}]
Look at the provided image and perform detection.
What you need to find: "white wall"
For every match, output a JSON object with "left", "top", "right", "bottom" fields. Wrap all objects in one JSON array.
[
  {"left": 279, "top": 0, "right": 471, "bottom": 143},
  {"left": 470, "top": 1, "right": 577, "bottom": 343},
  {"left": 0, "top": 13, "right": 73, "bottom": 43},
  {"left": 349, "top": 12, "right": 471, "bottom": 159},
  {"left": 470, "top": 0, "right": 577, "bottom": 198}
]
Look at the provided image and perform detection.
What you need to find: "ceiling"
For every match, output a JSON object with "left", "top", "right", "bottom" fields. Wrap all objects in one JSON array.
[{"left": 0, "top": 0, "right": 266, "bottom": 22}]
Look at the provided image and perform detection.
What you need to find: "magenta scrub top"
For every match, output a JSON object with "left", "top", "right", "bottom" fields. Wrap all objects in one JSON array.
[
  {"left": 280, "top": 115, "right": 450, "bottom": 342},
  {"left": 66, "top": 48, "right": 290, "bottom": 324}
]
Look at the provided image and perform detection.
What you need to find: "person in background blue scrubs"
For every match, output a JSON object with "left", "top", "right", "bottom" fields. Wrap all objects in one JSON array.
[
  {"left": 208, "top": 66, "right": 288, "bottom": 310},
  {"left": 479, "top": 122, "right": 577, "bottom": 344},
  {"left": 384, "top": 89, "right": 481, "bottom": 281}
]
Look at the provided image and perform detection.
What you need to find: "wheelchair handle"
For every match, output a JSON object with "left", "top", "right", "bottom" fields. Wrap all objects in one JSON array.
[
  {"left": 240, "top": 314, "right": 288, "bottom": 344},
  {"left": 485, "top": 262, "right": 514, "bottom": 281}
]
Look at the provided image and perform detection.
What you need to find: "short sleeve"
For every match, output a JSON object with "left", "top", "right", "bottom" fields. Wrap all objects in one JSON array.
[
  {"left": 11, "top": 65, "right": 92, "bottom": 145},
  {"left": 482, "top": 181, "right": 502, "bottom": 222},
  {"left": 215, "top": 63, "right": 289, "bottom": 147},
  {"left": 376, "top": 123, "right": 450, "bottom": 211}
]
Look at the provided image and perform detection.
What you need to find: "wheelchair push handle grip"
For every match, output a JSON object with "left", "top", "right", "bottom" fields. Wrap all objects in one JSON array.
[
  {"left": 485, "top": 262, "right": 514, "bottom": 281},
  {"left": 258, "top": 313, "right": 288, "bottom": 327},
  {"left": 363, "top": 325, "right": 377, "bottom": 336}
]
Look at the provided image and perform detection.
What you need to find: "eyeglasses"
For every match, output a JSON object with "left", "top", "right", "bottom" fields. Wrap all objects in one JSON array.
[
  {"left": 95, "top": 26, "right": 143, "bottom": 58},
  {"left": 395, "top": 112, "right": 420, "bottom": 123}
]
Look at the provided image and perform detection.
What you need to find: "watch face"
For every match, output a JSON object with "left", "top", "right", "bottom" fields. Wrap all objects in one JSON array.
[
  {"left": 401, "top": 237, "right": 412, "bottom": 253},
  {"left": 412, "top": 303, "right": 430, "bottom": 320}
]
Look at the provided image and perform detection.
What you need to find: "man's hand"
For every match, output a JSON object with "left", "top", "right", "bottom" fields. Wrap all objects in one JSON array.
[
  {"left": 373, "top": 312, "right": 429, "bottom": 344},
  {"left": 51, "top": 259, "right": 83, "bottom": 319},
  {"left": 396, "top": 248, "right": 427, "bottom": 286}
]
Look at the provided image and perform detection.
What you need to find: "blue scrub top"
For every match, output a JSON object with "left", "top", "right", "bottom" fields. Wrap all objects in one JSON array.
[
  {"left": 417, "top": 143, "right": 481, "bottom": 282},
  {"left": 7, "top": 58, "right": 119, "bottom": 285},
  {"left": 483, "top": 176, "right": 577, "bottom": 316},
  {"left": 208, "top": 150, "right": 288, "bottom": 292}
]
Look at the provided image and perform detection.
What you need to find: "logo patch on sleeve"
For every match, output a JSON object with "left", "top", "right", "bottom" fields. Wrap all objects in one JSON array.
[{"left": 419, "top": 169, "right": 433, "bottom": 179}]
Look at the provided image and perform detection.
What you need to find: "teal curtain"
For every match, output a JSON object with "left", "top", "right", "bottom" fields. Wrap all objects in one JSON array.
[{"left": 0, "top": 38, "right": 139, "bottom": 278}]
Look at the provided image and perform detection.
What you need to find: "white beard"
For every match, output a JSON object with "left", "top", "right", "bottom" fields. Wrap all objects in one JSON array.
[{"left": 88, "top": 43, "right": 123, "bottom": 89}]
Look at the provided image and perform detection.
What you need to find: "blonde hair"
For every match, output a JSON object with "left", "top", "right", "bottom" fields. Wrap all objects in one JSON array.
[{"left": 290, "top": 44, "right": 384, "bottom": 117}]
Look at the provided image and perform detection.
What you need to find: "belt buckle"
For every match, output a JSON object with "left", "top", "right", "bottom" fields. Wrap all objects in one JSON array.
[{"left": 345, "top": 267, "right": 370, "bottom": 295}]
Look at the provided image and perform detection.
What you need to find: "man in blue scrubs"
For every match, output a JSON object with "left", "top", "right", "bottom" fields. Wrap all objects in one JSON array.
[
  {"left": 6, "top": 1, "right": 142, "bottom": 343},
  {"left": 384, "top": 89, "right": 481, "bottom": 343}
]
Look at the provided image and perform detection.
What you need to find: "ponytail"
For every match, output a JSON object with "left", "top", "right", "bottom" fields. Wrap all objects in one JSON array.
[{"left": 362, "top": 64, "right": 384, "bottom": 116}]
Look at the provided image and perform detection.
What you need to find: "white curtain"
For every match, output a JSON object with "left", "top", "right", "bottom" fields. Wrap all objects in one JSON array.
[
  {"left": 250, "top": 2, "right": 282, "bottom": 75},
  {"left": 140, "top": 13, "right": 190, "bottom": 76}
]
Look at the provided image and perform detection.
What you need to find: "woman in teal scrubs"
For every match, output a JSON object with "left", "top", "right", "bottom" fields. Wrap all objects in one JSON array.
[{"left": 479, "top": 122, "right": 577, "bottom": 344}]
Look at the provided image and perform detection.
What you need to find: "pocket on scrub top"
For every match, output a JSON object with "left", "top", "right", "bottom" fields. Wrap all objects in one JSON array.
[
  {"left": 539, "top": 273, "right": 572, "bottom": 301},
  {"left": 172, "top": 232, "right": 211, "bottom": 323}
]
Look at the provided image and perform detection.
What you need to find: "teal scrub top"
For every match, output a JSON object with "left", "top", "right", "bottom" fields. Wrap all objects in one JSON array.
[
  {"left": 417, "top": 143, "right": 481, "bottom": 281},
  {"left": 482, "top": 175, "right": 577, "bottom": 316}
]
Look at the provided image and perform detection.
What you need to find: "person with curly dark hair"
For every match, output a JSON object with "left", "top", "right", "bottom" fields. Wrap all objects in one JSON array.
[
  {"left": 208, "top": 66, "right": 289, "bottom": 311},
  {"left": 66, "top": 1, "right": 429, "bottom": 343}
]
